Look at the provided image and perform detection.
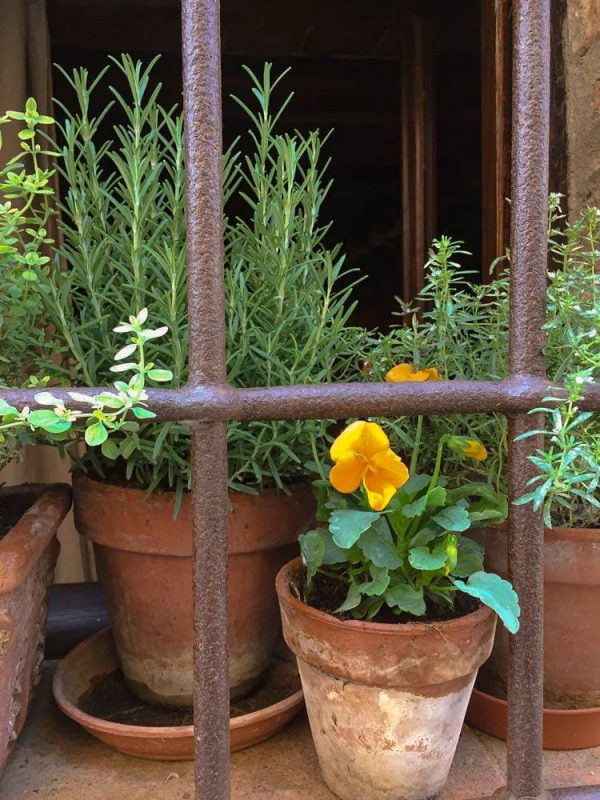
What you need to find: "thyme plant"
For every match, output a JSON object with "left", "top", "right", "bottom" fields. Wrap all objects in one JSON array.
[
  {"left": 0, "top": 100, "right": 57, "bottom": 468},
  {"left": 0, "top": 309, "right": 172, "bottom": 464},
  {"left": 43, "top": 57, "right": 362, "bottom": 506}
]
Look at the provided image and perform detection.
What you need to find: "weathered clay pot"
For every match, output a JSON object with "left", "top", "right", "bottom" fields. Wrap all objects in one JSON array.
[
  {"left": 0, "top": 483, "right": 70, "bottom": 772},
  {"left": 276, "top": 558, "right": 496, "bottom": 800},
  {"left": 474, "top": 525, "right": 600, "bottom": 709},
  {"left": 73, "top": 473, "right": 314, "bottom": 706}
]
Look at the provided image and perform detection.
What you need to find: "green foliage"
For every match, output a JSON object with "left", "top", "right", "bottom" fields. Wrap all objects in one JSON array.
[
  {"left": 42, "top": 56, "right": 363, "bottom": 498},
  {"left": 300, "top": 464, "right": 519, "bottom": 631},
  {"left": 366, "top": 197, "right": 600, "bottom": 527},
  {"left": 0, "top": 99, "right": 58, "bottom": 468},
  {"left": 364, "top": 236, "right": 509, "bottom": 492},
  {"left": 0, "top": 310, "right": 172, "bottom": 458},
  {"left": 515, "top": 371, "right": 600, "bottom": 527}
]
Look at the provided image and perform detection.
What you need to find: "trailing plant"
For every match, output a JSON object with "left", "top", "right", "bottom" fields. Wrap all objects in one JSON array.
[
  {"left": 42, "top": 56, "right": 363, "bottom": 506},
  {"left": 0, "top": 309, "right": 171, "bottom": 467},
  {"left": 299, "top": 419, "right": 519, "bottom": 632},
  {"left": 0, "top": 100, "right": 58, "bottom": 468}
]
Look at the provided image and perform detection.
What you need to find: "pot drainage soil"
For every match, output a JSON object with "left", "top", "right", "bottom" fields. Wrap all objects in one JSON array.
[
  {"left": 53, "top": 628, "right": 305, "bottom": 759},
  {"left": 80, "top": 664, "right": 301, "bottom": 727}
]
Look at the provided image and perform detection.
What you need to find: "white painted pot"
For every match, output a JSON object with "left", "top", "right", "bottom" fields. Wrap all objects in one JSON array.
[{"left": 276, "top": 559, "right": 497, "bottom": 800}]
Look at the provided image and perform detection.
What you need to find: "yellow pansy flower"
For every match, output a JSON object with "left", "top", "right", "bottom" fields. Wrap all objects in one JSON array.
[
  {"left": 385, "top": 363, "right": 441, "bottom": 382},
  {"left": 447, "top": 436, "right": 488, "bottom": 462},
  {"left": 330, "top": 420, "right": 409, "bottom": 511}
]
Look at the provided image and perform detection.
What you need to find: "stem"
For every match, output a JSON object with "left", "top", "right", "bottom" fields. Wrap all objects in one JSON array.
[{"left": 410, "top": 416, "right": 423, "bottom": 474}]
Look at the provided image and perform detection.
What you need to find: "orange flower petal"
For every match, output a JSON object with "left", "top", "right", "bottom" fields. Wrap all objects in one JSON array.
[
  {"left": 363, "top": 450, "right": 409, "bottom": 511},
  {"left": 330, "top": 420, "right": 389, "bottom": 462},
  {"left": 421, "top": 367, "right": 441, "bottom": 381},
  {"left": 363, "top": 470, "right": 399, "bottom": 511},
  {"left": 386, "top": 363, "right": 441, "bottom": 382},
  {"left": 330, "top": 452, "right": 367, "bottom": 494},
  {"left": 385, "top": 364, "right": 415, "bottom": 382},
  {"left": 369, "top": 449, "right": 410, "bottom": 489}
]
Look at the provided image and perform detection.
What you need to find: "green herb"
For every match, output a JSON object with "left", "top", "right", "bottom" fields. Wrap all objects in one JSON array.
[{"left": 41, "top": 56, "right": 363, "bottom": 505}]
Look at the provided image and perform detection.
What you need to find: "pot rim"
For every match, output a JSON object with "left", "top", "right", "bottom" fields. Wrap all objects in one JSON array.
[
  {"left": 276, "top": 556, "right": 495, "bottom": 638},
  {"left": 72, "top": 470, "right": 310, "bottom": 499},
  {"left": 477, "top": 521, "right": 600, "bottom": 540},
  {"left": 0, "top": 483, "right": 70, "bottom": 594}
]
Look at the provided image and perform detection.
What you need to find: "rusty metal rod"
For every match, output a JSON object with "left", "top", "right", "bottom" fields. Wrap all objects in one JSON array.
[
  {"left": 181, "top": 0, "right": 230, "bottom": 798},
  {"left": 2, "top": 378, "right": 600, "bottom": 420},
  {"left": 506, "top": 1, "right": 551, "bottom": 799}
]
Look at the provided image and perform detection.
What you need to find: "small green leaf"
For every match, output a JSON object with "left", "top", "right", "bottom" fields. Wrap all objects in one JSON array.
[
  {"left": 132, "top": 406, "right": 156, "bottom": 419},
  {"left": 101, "top": 439, "right": 120, "bottom": 460},
  {"left": 335, "top": 581, "right": 362, "bottom": 613},
  {"left": 453, "top": 537, "right": 484, "bottom": 577},
  {"left": 360, "top": 565, "right": 390, "bottom": 596},
  {"left": 397, "top": 474, "right": 430, "bottom": 497},
  {"left": 329, "top": 509, "right": 380, "bottom": 549},
  {"left": 400, "top": 494, "right": 428, "bottom": 518},
  {"left": 426, "top": 486, "right": 447, "bottom": 507},
  {"left": 357, "top": 517, "right": 401, "bottom": 568},
  {"left": 147, "top": 368, "right": 173, "bottom": 382},
  {"left": 299, "top": 530, "right": 327, "bottom": 581},
  {"left": 385, "top": 582, "right": 426, "bottom": 616},
  {"left": 27, "top": 410, "right": 71, "bottom": 434},
  {"left": 409, "top": 525, "right": 441, "bottom": 547},
  {"left": 85, "top": 421, "right": 108, "bottom": 446},
  {"left": 0, "top": 399, "right": 18, "bottom": 416},
  {"left": 452, "top": 572, "right": 520, "bottom": 633},
  {"left": 433, "top": 505, "right": 471, "bottom": 532},
  {"left": 408, "top": 545, "right": 447, "bottom": 571}
]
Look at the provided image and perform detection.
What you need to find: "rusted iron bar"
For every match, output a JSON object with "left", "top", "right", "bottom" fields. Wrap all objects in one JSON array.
[
  {"left": 4, "top": 378, "right": 600, "bottom": 421},
  {"left": 506, "top": 1, "right": 550, "bottom": 799},
  {"left": 181, "top": 0, "right": 230, "bottom": 798}
]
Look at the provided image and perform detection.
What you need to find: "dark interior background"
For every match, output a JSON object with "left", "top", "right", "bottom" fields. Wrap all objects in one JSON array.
[{"left": 47, "top": 0, "right": 483, "bottom": 328}]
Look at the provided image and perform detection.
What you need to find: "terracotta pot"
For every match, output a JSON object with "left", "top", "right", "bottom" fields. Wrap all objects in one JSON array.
[
  {"left": 473, "top": 525, "right": 600, "bottom": 709},
  {"left": 0, "top": 483, "right": 70, "bottom": 773},
  {"left": 276, "top": 558, "right": 496, "bottom": 800},
  {"left": 72, "top": 473, "right": 315, "bottom": 706}
]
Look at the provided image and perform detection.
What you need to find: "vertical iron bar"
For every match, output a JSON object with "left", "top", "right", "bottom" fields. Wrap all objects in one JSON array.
[
  {"left": 181, "top": 1, "right": 230, "bottom": 799},
  {"left": 507, "top": 1, "right": 551, "bottom": 799}
]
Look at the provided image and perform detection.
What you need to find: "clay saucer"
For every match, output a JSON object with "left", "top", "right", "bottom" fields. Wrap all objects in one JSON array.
[
  {"left": 53, "top": 628, "right": 304, "bottom": 760},
  {"left": 467, "top": 688, "right": 600, "bottom": 750}
]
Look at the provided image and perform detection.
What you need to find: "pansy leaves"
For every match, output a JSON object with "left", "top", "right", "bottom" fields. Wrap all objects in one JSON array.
[
  {"left": 335, "top": 581, "right": 362, "bottom": 613},
  {"left": 299, "top": 530, "right": 327, "bottom": 581},
  {"left": 360, "top": 565, "right": 390, "bottom": 596},
  {"left": 408, "top": 544, "right": 447, "bottom": 571},
  {"left": 452, "top": 571, "right": 521, "bottom": 633},
  {"left": 357, "top": 518, "right": 401, "bottom": 569},
  {"left": 432, "top": 505, "right": 471, "bottom": 532},
  {"left": 453, "top": 537, "right": 484, "bottom": 577},
  {"left": 385, "top": 581, "right": 426, "bottom": 616},
  {"left": 329, "top": 509, "right": 381, "bottom": 549}
]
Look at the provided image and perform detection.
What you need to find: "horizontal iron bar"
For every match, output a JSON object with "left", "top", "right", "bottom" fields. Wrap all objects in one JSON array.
[{"left": 1, "top": 377, "right": 599, "bottom": 421}]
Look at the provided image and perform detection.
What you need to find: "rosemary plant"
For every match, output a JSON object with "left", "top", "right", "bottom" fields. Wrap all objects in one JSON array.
[{"left": 43, "top": 57, "right": 362, "bottom": 507}]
